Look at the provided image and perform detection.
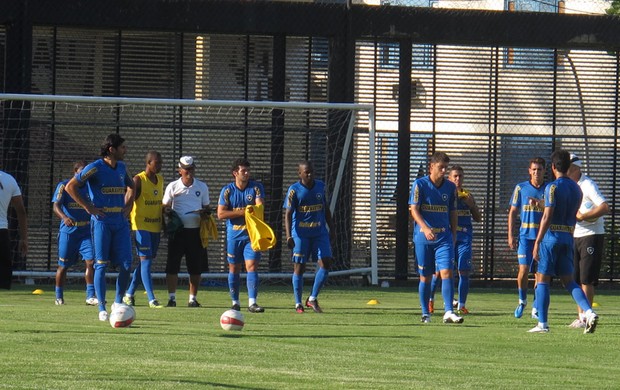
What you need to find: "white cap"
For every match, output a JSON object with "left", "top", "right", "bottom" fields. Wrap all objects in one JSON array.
[
  {"left": 178, "top": 156, "right": 195, "bottom": 169},
  {"left": 569, "top": 153, "right": 582, "bottom": 167}
]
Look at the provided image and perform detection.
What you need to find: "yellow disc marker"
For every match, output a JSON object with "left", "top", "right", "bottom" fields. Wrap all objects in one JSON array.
[
  {"left": 367, "top": 299, "right": 379, "bottom": 305},
  {"left": 32, "top": 289, "right": 44, "bottom": 295}
]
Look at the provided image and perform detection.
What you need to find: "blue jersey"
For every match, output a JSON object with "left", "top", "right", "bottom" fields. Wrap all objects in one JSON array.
[
  {"left": 543, "top": 176, "right": 582, "bottom": 245},
  {"left": 218, "top": 180, "right": 265, "bottom": 241},
  {"left": 409, "top": 175, "right": 457, "bottom": 243},
  {"left": 455, "top": 197, "right": 473, "bottom": 242},
  {"left": 284, "top": 180, "right": 329, "bottom": 238},
  {"left": 510, "top": 180, "right": 545, "bottom": 240},
  {"left": 52, "top": 179, "right": 92, "bottom": 234},
  {"left": 74, "top": 159, "right": 132, "bottom": 224}
]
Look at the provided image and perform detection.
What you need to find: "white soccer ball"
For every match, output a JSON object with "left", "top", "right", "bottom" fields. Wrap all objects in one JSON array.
[
  {"left": 109, "top": 304, "right": 135, "bottom": 328},
  {"left": 579, "top": 201, "right": 598, "bottom": 222},
  {"left": 220, "top": 309, "right": 245, "bottom": 331}
]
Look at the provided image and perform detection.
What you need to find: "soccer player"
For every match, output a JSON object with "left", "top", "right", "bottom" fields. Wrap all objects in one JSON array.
[
  {"left": 52, "top": 160, "right": 97, "bottom": 305},
  {"left": 123, "top": 151, "right": 164, "bottom": 309},
  {"left": 284, "top": 161, "right": 335, "bottom": 314},
  {"left": 409, "top": 151, "right": 463, "bottom": 324},
  {"left": 530, "top": 149, "right": 599, "bottom": 333},
  {"left": 65, "top": 134, "right": 135, "bottom": 322},
  {"left": 217, "top": 158, "right": 266, "bottom": 313},
  {"left": 508, "top": 157, "right": 545, "bottom": 319},
  {"left": 162, "top": 156, "right": 211, "bottom": 308},
  {"left": 566, "top": 153, "right": 609, "bottom": 328},
  {"left": 0, "top": 170, "right": 28, "bottom": 290}
]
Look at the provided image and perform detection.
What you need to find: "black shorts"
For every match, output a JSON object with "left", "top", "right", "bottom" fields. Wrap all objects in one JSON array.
[
  {"left": 0, "top": 229, "right": 11, "bottom": 289},
  {"left": 166, "top": 228, "right": 208, "bottom": 275},
  {"left": 573, "top": 234, "right": 605, "bottom": 286}
]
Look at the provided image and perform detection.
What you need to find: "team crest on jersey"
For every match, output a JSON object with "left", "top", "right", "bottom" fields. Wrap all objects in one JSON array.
[
  {"left": 246, "top": 194, "right": 254, "bottom": 202},
  {"left": 316, "top": 193, "right": 322, "bottom": 200},
  {"left": 442, "top": 194, "right": 448, "bottom": 202},
  {"left": 195, "top": 191, "right": 201, "bottom": 197},
  {"left": 153, "top": 190, "right": 158, "bottom": 196}
]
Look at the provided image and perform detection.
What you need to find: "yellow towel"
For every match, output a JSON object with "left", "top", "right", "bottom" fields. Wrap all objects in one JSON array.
[
  {"left": 245, "top": 204, "right": 277, "bottom": 251},
  {"left": 200, "top": 214, "right": 218, "bottom": 248}
]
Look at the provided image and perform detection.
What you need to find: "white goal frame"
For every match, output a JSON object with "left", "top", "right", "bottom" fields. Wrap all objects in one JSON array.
[{"left": 1, "top": 93, "right": 379, "bottom": 285}]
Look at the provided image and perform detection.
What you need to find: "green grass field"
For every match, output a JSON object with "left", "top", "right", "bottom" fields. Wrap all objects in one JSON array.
[{"left": 1, "top": 283, "right": 619, "bottom": 389}]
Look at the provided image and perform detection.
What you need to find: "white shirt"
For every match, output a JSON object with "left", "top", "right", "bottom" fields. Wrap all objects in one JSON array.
[
  {"left": 0, "top": 171, "right": 22, "bottom": 229},
  {"left": 574, "top": 174, "right": 606, "bottom": 237},
  {"left": 163, "top": 177, "right": 210, "bottom": 228}
]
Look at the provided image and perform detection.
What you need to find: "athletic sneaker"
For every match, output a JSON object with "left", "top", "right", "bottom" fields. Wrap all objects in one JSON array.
[
  {"left": 123, "top": 295, "right": 135, "bottom": 306},
  {"left": 452, "top": 299, "right": 458, "bottom": 309},
  {"left": 421, "top": 315, "right": 431, "bottom": 323},
  {"left": 98, "top": 311, "right": 109, "bottom": 322},
  {"left": 295, "top": 304, "right": 305, "bottom": 314},
  {"left": 248, "top": 303, "right": 265, "bottom": 313},
  {"left": 531, "top": 307, "right": 539, "bottom": 320},
  {"left": 443, "top": 311, "right": 464, "bottom": 324},
  {"left": 85, "top": 297, "right": 99, "bottom": 306},
  {"left": 428, "top": 300, "right": 434, "bottom": 314},
  {"left": 305, "top": 298, "right": 322, "bottom": 313},
  {"left": 55, "top": 298, "right": 65, "bottom": 306},
  {"left": 166, "top": 299, "right": 176, "bottom": 307},
  {"left": 188, "top": 300, "right": 202, "bottom": 308},
  {"left": 584, "top": 312, "right": 599, "bottom": 334},
  {"left": 514, "top": 303, "right": 525, "bottom": 318},
  {"left": 568, "top": 318, "right": 586, "bottom": 329},
  {"left": 457, "top": 307, "right": 469, "bottom": 315},
  {"left": 149, "top": 299, "right": 163, "bottom": 309},
  {"left": 231, "top": 303, "right": 241, "bottom": 311},
  {"left": 528, "top": 324, "right": 549, "bottom": 333}
]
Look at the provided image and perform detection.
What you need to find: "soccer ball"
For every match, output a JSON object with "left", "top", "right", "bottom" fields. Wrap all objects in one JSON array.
[
  {"left": 220, "top": 309, "right": 245, "bottom": 331},
  {"left": 109, "top": 304, "right": 135, "bottom": 328},
  {"left": 579, "top": 201, "right": 598, "bottom": 223}
]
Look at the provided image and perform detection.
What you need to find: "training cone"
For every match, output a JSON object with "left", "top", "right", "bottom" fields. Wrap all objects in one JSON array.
[
  {"left": 32, "top": 289, "right": 44, "bottom": 295},
  {"left": 367, "top": 299, "right": 379, "bottom": 305}
]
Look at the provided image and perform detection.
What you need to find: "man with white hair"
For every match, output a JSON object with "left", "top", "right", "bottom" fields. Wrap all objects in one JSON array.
[{"left": 566, "top": 153, "right": 609, "bottom": 329}]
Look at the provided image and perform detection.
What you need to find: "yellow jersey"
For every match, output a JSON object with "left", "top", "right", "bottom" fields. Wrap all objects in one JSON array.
[{"left": 130, "top": 171, "right": 164, "bottom": 232}]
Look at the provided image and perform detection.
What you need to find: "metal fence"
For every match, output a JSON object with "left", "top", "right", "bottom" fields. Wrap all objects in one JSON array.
[{"left": 1, "top": 0, "right": 620, "bottom": 282}]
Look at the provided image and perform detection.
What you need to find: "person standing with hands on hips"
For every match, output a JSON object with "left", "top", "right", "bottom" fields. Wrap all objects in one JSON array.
[{"left": 65, "top": 134, "right": 135, "bottom": 322}]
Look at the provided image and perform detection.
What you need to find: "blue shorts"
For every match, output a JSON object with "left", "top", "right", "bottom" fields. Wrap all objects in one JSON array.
[
  {"left": 227, "top": 239, "right": 261, "bottom": 264},
  {"left": 57, "top": 228, "right": 93, "bottom": 267},
  {"left": 291, "top": 235, "right": 332, "bottom": 264},
  {"left": 537, "top": 241, "right": 574, "bottom": 277},
  {"left": 517, "top": 237, "right": 536, "bottom": 270},
  {"left": 455, "top": 239, "right": 472, "bottom": 271},
  {"left": 414, "top": 238, "right": 454, "bottom": 277},
  {"left": 134, "top": 230, "right": 161, "bottom": 259},
  {"left": 92, "top": 219, "right": 132, "bottom": 269}
]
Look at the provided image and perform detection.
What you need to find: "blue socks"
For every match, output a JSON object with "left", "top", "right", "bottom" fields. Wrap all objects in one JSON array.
[
  {"left": 55, "top": 286, "right": 63, "bottom": 300},
  {"left": 126, "top": 263, "right": 141, "bottom": 297},
  {"left": 441, "top": 276, "right": 455, "bottom": 312},
  {"left": 311, "top": 267, "right": 329, "bottom": 298},
  {"left": 94, "top": 262, "right": 107, "bottom": 312},
  {"left": 518, "top": 287, "right": 527, "bottom": 303},
  {"left": 140, "top": 259, "right": 155, "bottom": 301},
  {"left": 458, "top": 274, "right": 469, "bottom": 307},
  {"left": 86, "top": 283, "right": 95, "bottom": 300},
  {"left": 566, "top": 280, "right": 592, "bottom": 312},
  {"left": 429, "top": 274, "right": 439, "bottom": 301},
  {"left": 535, "top": 282, "right": 550, "bottom": 324},
  {"left": 292, "top": 273, "right": 303, "bottom": 305},
  {"left": 228, "top": 272, "right": 240, "bottom": 302},
  {"left": 115, "top": 266, "right": 130, "bottom": 305},
  {"left": 247, "top": 271, "right": 259, "bottom": 300},
  {"left": 419, "top": 280, "right": 431, "bottom": 316}
]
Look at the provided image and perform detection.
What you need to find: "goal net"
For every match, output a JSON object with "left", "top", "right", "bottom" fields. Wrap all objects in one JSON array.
[{"left": 0, "top": 94, "right": 378, "bottom": 285}]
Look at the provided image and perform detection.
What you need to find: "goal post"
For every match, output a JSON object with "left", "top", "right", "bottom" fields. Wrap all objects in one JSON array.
[{"left": 0, "top": 93, "right": 379, "bottom": 285}]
